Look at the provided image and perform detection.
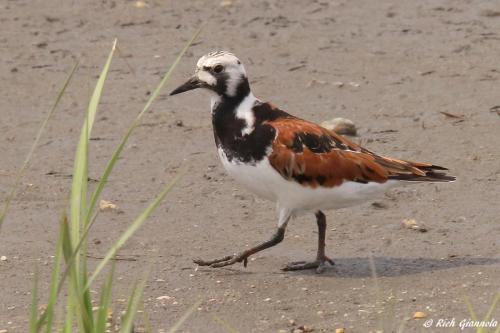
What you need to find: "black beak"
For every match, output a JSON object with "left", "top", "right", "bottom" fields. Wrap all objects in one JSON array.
[{"left": 169, "top": 76, "right": 202, "bottom": 96}]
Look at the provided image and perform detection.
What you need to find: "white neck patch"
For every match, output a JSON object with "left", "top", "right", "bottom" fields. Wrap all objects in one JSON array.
[{"left": 235, "top": 93, "right": 257, "bottom": 136}]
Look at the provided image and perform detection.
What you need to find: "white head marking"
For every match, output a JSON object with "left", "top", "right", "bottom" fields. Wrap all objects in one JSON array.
[{"left": 195, "top": 51, "right": 247, "bottom": 97}]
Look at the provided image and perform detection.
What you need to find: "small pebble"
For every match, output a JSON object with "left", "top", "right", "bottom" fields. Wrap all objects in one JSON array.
[
  {"left": 296, "top": 325, "right": 314, "bottom": 333},
  {"left": 156, "top": 296, "right": 171, "bottom": 300},
  {"left": 413, "top": 311, "right": 427, "bottom": 319},
  {"left": 99, "top": 200, "right": 118, "bottom": 211},
  {"left": 402, "top": 219, "right": 428, "bottom": 232},
  {"left": 0, "top": 256, "right": 7, "bottom": 261}
]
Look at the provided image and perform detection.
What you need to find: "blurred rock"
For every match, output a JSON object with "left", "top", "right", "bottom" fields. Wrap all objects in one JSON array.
[
  {"left": 99, "top": 200, "right": 118, "bottom": 212},
  {"left": 402, "top": 219, "right": 428, "bottom": 232},
  {"left": 321, "top": 117, "right": 357, "bottom": 136}
]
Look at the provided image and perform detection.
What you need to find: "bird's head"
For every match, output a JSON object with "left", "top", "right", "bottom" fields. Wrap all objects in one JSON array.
[{"left": 170, "top": 51, "right": 249, "bottom": 98}]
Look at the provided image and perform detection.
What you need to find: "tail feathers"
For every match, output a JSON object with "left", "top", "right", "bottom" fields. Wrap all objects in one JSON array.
[
  {"left": 388, "top": 162, "right": 456, "bottom": 182},
  {"left": 390, "top": 171, "right": 456, "bottom": 182},
  {"left": 411, "top": 164, "right": 449, "bottom": 172}
]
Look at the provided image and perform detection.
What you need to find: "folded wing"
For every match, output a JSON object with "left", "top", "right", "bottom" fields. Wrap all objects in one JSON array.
[{"left": 265, "top": 117, "right": 455, "bottom": 188}]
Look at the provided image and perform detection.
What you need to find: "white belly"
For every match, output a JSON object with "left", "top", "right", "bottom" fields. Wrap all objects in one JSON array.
[{"left": 217, "top": 148, "right": 398, "bottom": 212}]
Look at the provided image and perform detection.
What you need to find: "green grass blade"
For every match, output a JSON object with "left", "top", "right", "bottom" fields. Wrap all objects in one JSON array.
[
  {"left": 60, "top": 215, "right": 73, "bottom": 262},
  {"left": 70, "top": 39, "right": 117, "bottom": 244},
  {"left": 68, "top": 40, "right": 116, "bottom": 331},
  {"left": 85, "top": 38, "right": 117, "bottom": 144},
  {"left": 29, "top": 269, "right": 39, "bottom": 333},
  {"left": 119, "top": 278, "right": 147, "bottom": 333},
  {"left": 62, "top": 213, "right": 92, "bottom": 332},
  {"left": 94, "top": 263, "right": 115, "bottom": 332},
  {"left": 483, "top": 292, "right": 500, "bottom": 321},
  {"left": 61, "top": 214, "right": 73, "bottom": 333},
  {"left": 74, "top": 288, "right": 93, "bottom": 332},
  {"left": 81, "top": 288, "right": 94, "bottom": 331},
  {"left": 34, "top": 213, "right": 66, "bottom": 332},
  {"left": 85, "top": 170, "right": 184, "bottom": 290},
  {"left": 56, "top": 214, "right": 97, "bottom": 330},
  {"left": 56, "top": 212, "right": 99, "bottom": 297},
  {"left": 464, "top": 295, "right": 478, "bottom": 321},
  {"left": 84, "top": 27, "right": 201, "bottom": 228},
  {"left": 166, "top": 300, "right": 203, "bottom": 333},
  {"left": 63, "top": 307, "right": 72, "bottom": 333},
  {"left": 69, "top": 109, "right": 88, "bottom": 243},
  {"left": 0, "top": 62, "right": 78, "bottom": 231},
  {"left": 143, "top": 306, "right": 153, "bottom": 333}
]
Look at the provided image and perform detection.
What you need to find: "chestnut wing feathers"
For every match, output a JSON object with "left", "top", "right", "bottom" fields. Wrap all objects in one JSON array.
[{"left": 265, "top": 118, "right": 455, "bottom": 188}]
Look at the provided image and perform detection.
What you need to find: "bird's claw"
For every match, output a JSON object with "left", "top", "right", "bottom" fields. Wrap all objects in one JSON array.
[
  {"left": 281, "top": 256, "right": 334, "bottom": 274},
  {"left": 193, "top": 253, "right": 249, "bottom": 268}
]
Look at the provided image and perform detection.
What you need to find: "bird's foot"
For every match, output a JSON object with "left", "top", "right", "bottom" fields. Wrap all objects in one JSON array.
[
  {"left": 282, "top": 256, "right": 334, "bottom": 274},
  {"left": 193, "top": 253, "right": 249, "bottom": 268}
]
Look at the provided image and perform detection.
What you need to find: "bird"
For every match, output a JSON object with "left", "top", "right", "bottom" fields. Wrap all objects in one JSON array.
[{"left": 170, "top": 51, "right": 455, "bottom": 273}]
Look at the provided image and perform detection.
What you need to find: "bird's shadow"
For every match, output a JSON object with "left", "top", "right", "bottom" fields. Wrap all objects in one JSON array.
[
  {"left": 195, "top": 256, "right": 500, "bottom": 278},
  {"left": 289, "top": 256, "right": 500, "bottom": 278}
]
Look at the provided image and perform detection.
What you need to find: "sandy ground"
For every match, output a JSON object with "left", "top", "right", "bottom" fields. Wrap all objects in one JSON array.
[{"left": 1, "top": 0, "right": 500, "bottom": 332}]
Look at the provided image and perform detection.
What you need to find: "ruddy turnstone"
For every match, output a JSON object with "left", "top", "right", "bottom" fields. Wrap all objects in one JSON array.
[{"left": 170, "top": 51, "right": 455, "bottom": 273}]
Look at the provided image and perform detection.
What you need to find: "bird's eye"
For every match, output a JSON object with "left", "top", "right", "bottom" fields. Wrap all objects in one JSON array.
[{"left": 213, "top": 65, "right": 224, "bottom": 73}]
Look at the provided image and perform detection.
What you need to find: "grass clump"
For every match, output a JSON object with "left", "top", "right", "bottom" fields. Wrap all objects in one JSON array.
[{"left": 19, "top": 28, "right": 202, "bottom": 332}]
